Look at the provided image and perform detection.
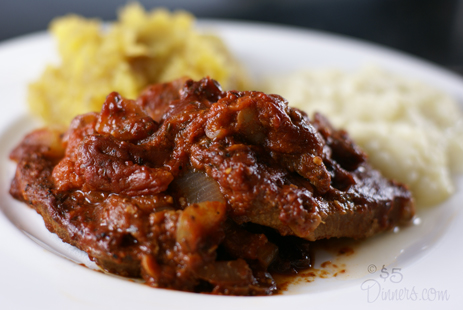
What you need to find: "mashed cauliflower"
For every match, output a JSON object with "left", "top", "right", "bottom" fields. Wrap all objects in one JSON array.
[
  {"left": 265, "top": 65, "right": 463, "bottom": 207},
  {"left": 28, "top": 3, "right": 247, "bottom": 125}
]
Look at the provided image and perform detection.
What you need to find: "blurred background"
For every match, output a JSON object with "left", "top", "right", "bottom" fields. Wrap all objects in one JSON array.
[{"left": 1, "top": 0, "right": 462, "bottom": 72}]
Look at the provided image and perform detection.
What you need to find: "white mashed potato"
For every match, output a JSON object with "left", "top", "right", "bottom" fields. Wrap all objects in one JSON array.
[{"left": 265, "top": 65, "right": 463, "bottom": 207}]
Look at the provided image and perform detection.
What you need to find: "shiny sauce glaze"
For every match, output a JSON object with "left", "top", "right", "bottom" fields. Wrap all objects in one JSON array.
[{"left": 9, "top": 77, "right": 414, "bottom": 295}]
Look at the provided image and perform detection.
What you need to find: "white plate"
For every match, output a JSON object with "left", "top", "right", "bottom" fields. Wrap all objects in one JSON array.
[{"left": 0, "top": 21, "right": 462, "bottom": 310}]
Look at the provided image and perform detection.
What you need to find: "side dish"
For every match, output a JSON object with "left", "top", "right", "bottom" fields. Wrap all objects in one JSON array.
[
  {"left": 265, "top": 66, "right": 463, "bottom": 206},
  {"left": 10, "top": 78, "right": 414, "bottom": 295},
  {"left": 28, "top": 3, "right": 247, "bottom": 126}
]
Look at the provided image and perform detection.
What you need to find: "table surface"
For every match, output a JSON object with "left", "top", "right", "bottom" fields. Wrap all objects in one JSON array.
[{"left": 1, "top": 0, "right": 462, "bottom": 72}]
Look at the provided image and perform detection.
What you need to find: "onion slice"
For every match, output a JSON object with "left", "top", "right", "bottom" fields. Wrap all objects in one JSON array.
[{"left": 173, "top": 170, "right": 225, "bottom": 205}]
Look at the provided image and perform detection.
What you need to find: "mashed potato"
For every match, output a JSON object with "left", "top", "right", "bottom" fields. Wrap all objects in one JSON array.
[
  {"left": 265, "top": 65, "right": 463, "bottom": 207},
  {"left": 28, "top": 3, "right": 247, "bottom": 125}
]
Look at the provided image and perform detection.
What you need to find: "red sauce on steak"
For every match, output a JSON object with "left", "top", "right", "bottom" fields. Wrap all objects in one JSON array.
[{"left": 9, "top": 77, "right": 414, "bottom": 295}]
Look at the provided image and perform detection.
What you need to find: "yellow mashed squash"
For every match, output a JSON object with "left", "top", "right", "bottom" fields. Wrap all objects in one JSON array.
[{"left": 29, "top": 3, "right": 247, "bottom": 125}]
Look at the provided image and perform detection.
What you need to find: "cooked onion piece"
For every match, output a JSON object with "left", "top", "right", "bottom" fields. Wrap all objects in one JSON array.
[{"left": 173, "top": 170, "right": 225, "bottom": 206}]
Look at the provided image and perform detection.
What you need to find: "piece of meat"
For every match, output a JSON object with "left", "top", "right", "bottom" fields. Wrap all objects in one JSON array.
[{"left": 9, "top": 77, "right": 414, "bottom": 295}]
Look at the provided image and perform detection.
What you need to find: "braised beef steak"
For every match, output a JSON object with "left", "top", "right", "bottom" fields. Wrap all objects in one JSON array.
[{"left": 9, "top": 78, "right": 414, "bottom": 295}]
